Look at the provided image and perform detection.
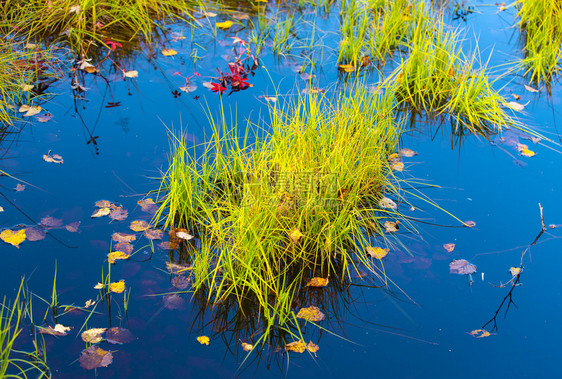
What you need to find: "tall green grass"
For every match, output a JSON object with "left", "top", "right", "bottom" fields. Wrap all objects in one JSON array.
[
  {"left": 516, "top": 0, "right": 562, "bottom": 83},
  {"left": 156, "top": 89, "right": 408, "bottom": 341}
]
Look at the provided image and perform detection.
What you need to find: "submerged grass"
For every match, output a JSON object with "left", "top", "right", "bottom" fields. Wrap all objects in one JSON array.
[
  {"left": 156, "top": 88, "right": 408, "bottom": 342},
  {"left": 516, "top": 0, "right": 562, "bottom": 84}
]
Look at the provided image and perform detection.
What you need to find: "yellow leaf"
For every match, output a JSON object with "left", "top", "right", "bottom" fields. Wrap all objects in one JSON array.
[
  {"left": 197, "top": 336, "right": 210, "bottom": 345},
  {"left": 94, "top": 282, "right": 104, "bottom": 289},
  {"left": 443, "top": 243, "right": 455, "bottom": 253},
  {"left": 468, "top": 329, "right": 491, "bottom": 338},
  {"left": 388, "top": 153, "right": 401, "bottom": 162},
  {"left": 520, "top": 148, "right": 536, "bottom": 157},
  {"left": 0, "top": 229, "right": 26, "bottom": 248},
  {"left": 241, "top": 342, "right": 254, "bottom": 351},
  {"left": 390, "top": 161, "right": 404, "bottom": 171},
  {"left": 307, "top": 341, "right": 319, "bottom": 353},
  {"left": 296, "top": 306, "right": 326, "bottom": 322},
  {"left": 285, "top": 340, "right": 307, "bottom": 353},
  {"left": 509, "top": 267, "right": 522, "bottom": 277},
  {"left": 162, "top": 48, "right": 177, "bottom": 56},
  {"left": 81, "top": 328, "right": 107, "bottom": 343},
  {"left": 109, "top": 280, "right": 125, "bottom": 293},
  {"left": 39, "top": 323, "right": 72, "bottom": 336},
  {"left": 384, "top": 220, "right": 399, "bottom": 233},
  {"left": 338, "top": 64, "right": 355, "bottom": 73},
  {"left": 289, "top": 229, "right": 304, "bottom": 243},
  {"left": 367, "top": 246, "right": 389, "bottom": 259},
  {"left": 216, "top": 20, "right": 233, "bottom": 29},
  {"left": 306, "top": 277, "right": 329, "bottom": 287},
  {"left": 91, "top": 207, "right": 110, "bottom": 218},
  {"left": 107, "top": 251, "right": 130, "bottom": 264},
  {"left": 130, "top": 220, "right": 150, "bottom": 232}
]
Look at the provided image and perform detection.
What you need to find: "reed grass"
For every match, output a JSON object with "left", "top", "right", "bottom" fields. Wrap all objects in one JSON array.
[
  {"left": 516, "top": 0, "right": 562, "bottom": 83},
  {"left": 156, "top": 88, "right": 408, "bottom": 340}
]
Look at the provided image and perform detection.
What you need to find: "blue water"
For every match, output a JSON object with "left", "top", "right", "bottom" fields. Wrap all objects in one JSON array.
[{"left": 2, "top": 1, "right": 562, "bottom": 377}]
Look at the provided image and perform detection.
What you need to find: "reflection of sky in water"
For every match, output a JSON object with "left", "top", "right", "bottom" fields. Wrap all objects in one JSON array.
[{"left": 1, "top": 2, "right": 562, "bottom": 377}]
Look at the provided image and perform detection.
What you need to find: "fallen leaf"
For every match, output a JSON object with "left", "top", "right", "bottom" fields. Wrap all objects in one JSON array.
[
  {"left": 468, "top": 329, "right": 491, "bottom": 338},
  {"left": 166, "top": 262, "right": 193, "bottom": 274},
  {"left": 306, "top": 277, "right": 329, "bottom": 287},
  {"left": 162, "top": 48, "right": 178, "bottom": 56},
  {"left": 449, "top": 259, "right": 477, "bottom": 275},
  {"left": 307, "top": 341, "right": 319, "bottom": 353},
  {"left": 463, "top": 220, "right": 476, "bottom": 227},
  {"left": 524, "top": 84, "right": 539, "bottom": 93},
  {"left": 0, "top": 229, "right": 26, "bottom": 248},
  {"left": 197, "top": 336, "right": 210, "bottom": 345},
  {"left": 15, "top": 183, "right": 25, "bottom": 192},
  {"left": 367, "top": 246, "right": 389, "bottom": 259},
  {"left": 19, "top": 104, "right": 42, "bottom": 117},
  {"left": 163, "top": 294, "right": 185, "bottom": 310},
  {"left": 95, "top": 200, "right": 113, "bottom": 208},
  {"left": 300, "top": 72, "right": 314, "bottom": 80},
  {"left": 516, "top": 143, "right": 536, "bottom": 157},
  {"left": 179, "top": 85, "right": 197, "bottom": 93},
  {"left": 390, "top": 161, "right": 404, "bottom": 171},
  {"left": 112, "top": 232, "right": 136, "bottom": 243},
  {"left": 216, "top": 20, "right": 234, "bottom": 29},
  {"left": 302, "top": 87, "right": 325, "bottom": 94},
  {"left": 158, "top": 241, "right": 178, "bottom": 250},
  {"left": 105, "top": 327, "right": 134, "bottom": 344},
  {"left": 0, "top": 206, "right": 3, "bottom": 212},
  {"left": 443, "top": 243, "right": 455, "bottom": 252},
  {"left": 338, "top": 64, "right": 355, "bottom": 73},
  {"left": 232, "top": 12, "right": 250, "bottom": 20},
  {"left": 94, "top": 282, "right": 104, "bottom": 289},
  {"left": 114, "top": 242, "right": 133, "bottom": 254},
  {"left": 512, "top": 93, "right": 521, "bottom": 100},
  {"left": 109, "top": 280, "right": 125, "bottom": 293},
  {"left": 109, "top": 207, "right": 128, "bottom": 221},
  {"left": 79, "top": 346, "right": 113, "bottom": 370},
  {"left": 130, "top": 220, "right": 150, "bottom": 232},
  {"left": 123, "top": 70, "right": 138, "bottom": 78},
  {"left": 509, "top": 267, "right": 522, "bottom": 277},
  {"left": 20, "top": 83, "right": 34, "bottom": 91},
  {"left": 384, "top": 220, "right": 399, "bottom": 233},
  {"left": 201, "top": 11, "right": 217, "bottom": 17},
  {"left": 399, "top": 148, "right": 418, "bottom": 157},
  {"left": 360, "top": 55, "right": 371, "bottom": 67},
  {"left": 144, "top": 229, "right": 164, "bottom": 240},
  {"left": 175, "top": 231, "right": 193, "bottom": 240},
  {"left": 91, "top": 207, "right": 110, "bottom": 218},
  {"left": 137, "top": 198, "right": 158, "bottom": 213},
  {"left": 262, "top": 95, "right": 277, "bottom": 103},
  {"left": 506, "top": 101, "right": 526, "bottom": 111},
  {"left": 289, "top": 229, "right": 304, "bottom": 243},
  {"left": 81, "top": 328, "right": 106, "bottom": 343},
  {"left": 25, "top": 227, "right": 46, "bottom": 241},
  {"left": 171, "top": 275, "right": 190, "bottom": 289},
  {"left": 39, "top": 323, "right": 72, "bottom": 336},
  {"left": 65, "top": 221, "right": 81, "bottom": 233},
  {"left": 108, "top": 251, "right": 130, "bottom": 264},
  {"left": 285, "top": 340, "right": 307, "bottom": 353},
  {"left": 40, "top": 216, "right": 63, "bottom": 229},
  {"left": 378, "top": 197, "right": 397, "bottom": 210},
  {"left": 241, "top": 342, "right": 253, "bottom": 351},
  {"left": 296, "top": 306, "right": 326, "bottom": 322}
]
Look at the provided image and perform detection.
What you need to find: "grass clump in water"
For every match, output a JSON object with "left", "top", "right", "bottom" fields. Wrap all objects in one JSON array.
[
  {"left": 156, "top": 89, "right": 407, "bottom": 343},
  {"left": 389, "top": 23, "right": 516, "bottom": 137},
  {"left": 516, "top": 0, "right": 562, "bottom": 84}
]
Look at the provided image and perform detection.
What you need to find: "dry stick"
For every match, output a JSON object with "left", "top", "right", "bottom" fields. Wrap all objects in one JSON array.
[{"left": 482, "top": 203, "right": 546, "bottom": 332}]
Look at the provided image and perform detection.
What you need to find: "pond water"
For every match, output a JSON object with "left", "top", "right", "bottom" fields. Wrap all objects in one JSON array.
[{"left": 2, "top": 0, "right": 562, "bottom": 377}]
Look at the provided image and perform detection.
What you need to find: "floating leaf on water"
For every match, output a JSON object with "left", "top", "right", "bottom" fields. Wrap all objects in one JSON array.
[
  {"left": 95, "top": 200, "right": 113, "bottom": 208},
  {"left": 179, "top": 85, "right": 197, "bottom": 93},
  {"left": 506, "top": 101, "right": 526, "bottom": 111},
  {"left": 216, "top": 20, "right": 233, "bottom": 29},
  {"left": 25, "top": 227, "right": 46, "bottom": 241},
  {"left": 306, "top": 277, "right": 329, "bottom": 287},
  {"left": 19, "top": 104, "right": 42, "bottom": 117},
  {"left": 509, "top": 267, "right": 522, "bottom": 277},
  {"left": 39, "top": 323, "right": 72, "bottom": 336},
  {"left": 241, "top": 342, "right": 254, "bottom": 352},
  {"left": 20, "top": 83, "right": 34, "bottom": 91},
  {"left": 40, "top": 216, "right": 63, "bottom": 229},
  {"left": 360, "top": 55, "right": 371, "bottom": 67},
  {"left": 137, "top": 198, "right": 158, "bottom": 213},
  {"left": 171, "top": 275, "right": 190, "bottom": 289},
  {"left": 15, "top": 183, "right": 25, "bottom": 192},
  {"left": 378, "top": 197, "right": 397, "bottom": 210},
  {"left": 261, "top": 95, "right": 277, "bottom": 103},
  {"left": 384, "top": 220, "right": 399, "bottom": 233},
  {"left": 0, "top": 229, "right": 26, "bottom": 248},
  {"left": 0, "top": 206, "right": 3, "bottom": 212},
  {"left": 108, "top": 251, "right": 130, "bottom": 264},
  {"left": 512, "top": 93, "right": 521, "bottom": 101},
  {"left": 162, "top": 48, "right": 178, "bottom": 56},
  {"left": 390, "top": 161, "right": 404, "bottom": 171},
  {"left": 399, "top": 148, "right": 418, "bottom": 157},
  {"left": 65, "top": 221, "right": 81, "bottom": 233},
  {"left": 94, "top": 282, "right": 104, "bottom": 289},
  {"left": 109, "top": 207, "right": 128, "bottom": 221},
  {"left": 79, "top": 346, "right": 113, "bottom": 370},
  {"left": 367, "top": 246, "right": 389, "bottom": 259},
  {"left": 112, "top": 232, "right": 136, "bottom": 243},
  {"left": 163, "top": 294, "right": 185, "bottom": 310},
  {"left": 289, "top": 229, "right": 304, "bottom": 243},
  {"left": 388, "top": 153, "right": 401, "bottom": 163},
  {"left": 114, "top": 242, "right": 133, "bottom": 254},
  {"left": 296, "top": 306, "right": 326, "bottom": 322},
  {"left": 197, "top": 335, "right": 210, "bottom": 345},
  {"left": 91, "top": 207, "right": 110, "bottom": 218},
  {"left": 175, "top": 231, "right": 193, "bottom": 240},
  {"left": 285, "top": 340, "right": 319, "bottom": 354},
  {"left": 106, "top": 327, "right": 134, "bottom": 344},
  {"left": 463, "top": 220, "right": 476, "bottom": 228},
  {"left": 307, "top": 341, "right": 319, "bottom": 354},
  {"left": 81, "top": 328, "right": 106, "bottom": 343},
  {"left": 443, "top": 243, "right": 455, "bottom": 253},
  {"left": 85, "top": 299, "right": 95, "bottom": 308},
  {"left": 232, "top": 12, "right": 250, "bottom": 20},
  {"left": 338, "top": 64, "right": 355, "bottom": 73},
  {"left": 449, "top": 259, "right": 476, "bottom": 275},
  {"left": 144, "top": 229, "right": 164, "bottom": 240},
  {"left": 468, "top": 329, "right": 491, "bottom": 338},
  {"left": 42, "top": 152, "right": 64, "bottom": 164},
  {"left": 166, "top": 262, "right": 193, "bottom": 274},
  {"left": 302, "top": 87, "right": 325, "bottom": 94},
  {"left": 516, "top": 143, "right": 536, "bottom": 157},
  {"left": 130, "top": 220, "right": 150, "bottom": 232},
  {"left": 123, "top": 70, "right": 138, "bottom": 78},
  {"left": 201, "top": 11, "right": 217, "bottom": 17},
  {"left": 109, "top": 280, "right": 125, "bottom": 293},
  {"left": 524, "top": 84, "right": 539, "bottom": 93},
  {"left": 159, "top": 241, "right": 178, "bottom": 250}
]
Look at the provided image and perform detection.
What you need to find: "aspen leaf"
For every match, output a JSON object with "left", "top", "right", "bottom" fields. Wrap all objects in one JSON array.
[
  {"left": 39, "top": 323, "right": 72, "bottom": 336},
  {"left": 367, "top": 246, "right": 389, "bottom": 259},
  {"left": 144, "top": 229, "right": 164, "bottom": 240},
  {"left": 109, "top": 207, "right": 128, "bottom": 221},
  {"left": 130, "top": 220, "right": 150, "bottom": 232},
  {"left": 216, "top": 20, "right": 233, "bottom": 29},
  {"left": 296, "top": 306, "right": 326, "bottom": 322},
  {"left": 443, "top": 243, "right": 455, "bottom": 253},
  {"left": 79, "top": 346, "right": 113, "bottom": 370},
  {"left": 338, "top": 64, "right": 355, "bottom": 73},
  {"left": 107, "top": 251, "right": 130, "bottom": 264},
  {"left": 449, "top": 259, "right": 476, "bottom": 275},
  {"left": 114, "top": 242, "right": 133, "bottom": 254},
  {"left": 162, "top": 48, "right": 177, "bottom": 56},
  {"left": 285, "top": 340, "right": 318, "bottom": 353},
  {"left": 399, "top": 148, "right": 418, "bottom": 157},
  {"left": 137, "top": 198, "right": 158, "bottom": 213},
  {"left": 390, "top": 161, "right": 404, "bottom": 171},
  {"left": 95, "top": 200, "right": 113, "bottom": 208},
  {"left": 0, "top": 229, "right": 26, "bottom": 248},
  {"left": 306, "top": 277, "right": 329, "bottom": 287},
  {"left": 197, "top": 336, "right": 210, "bottom": 345},
  {"left": 91, "top": 207, "right": 110, "bottom": 218},
  {"left": 81, "top": 328, "right": 106, "bottom": 343},
  {"left": 112, "top": 232, "right": 136, "bottom": 243},
  {"left": 106, "top": 327, "right": 134, "bottom": 344},
  {"left": 384, "top": 220, "right": 399, "bottom": 233},
  {"left": 109, "top": 280, "right": 125, "bottom": 293},
  {"left": 378, "top": 197, "right": 397, "bottom": 210},
  {"left": 94, "top": 282, "right": 104, "bottom": 289},
  {"left": 468, "top": 329, "right": 491, "bottom": 338}
]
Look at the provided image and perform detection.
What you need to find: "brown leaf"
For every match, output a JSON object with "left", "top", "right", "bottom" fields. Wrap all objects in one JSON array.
[
  {"left": 109, "top": 207, "right": 128, "bottom": 221},
  {"left": 113, "top": 242, "right": 133, "bottom": 254},
  {"left": 65, "top": 221, "right": 81, "bottom": 233},
  {"left": 130, "top": 220, "right": 150, "bottom": 232},
  {"left": 378, "top": 197, "right": 397, "bottom": 210},
  {"left": 15, "top": 183, "right": 25, "bottom": 192},
  {"left": 40, "top": 216, "right": 63, "bottom": 229},
  {"left": 166, "top": 262, "right": 193, "bottom": 274},
  {"left": 171, "top": 275, "right": 190, "bottom": 289},
  {"left": 25, "top": 227, "right": 46, "bottom": 241},
  {"left": 384, "top": 220, "right": 399, "bottom": 233},
  {"left": 296, "top": 306, "right": 326, "bottom": 322},
  {"left": 306, "top": 277, "right": 329, "bottom": 287},
  {"left": 144, "top": 229, "right": 164, "bottom": 240},
  {"left": 105, "top": 327, "right": 135, "bottom": 344},
  {"left": 95, "top": 200, "right": 113, "bottom": 208},
  {"left": 112, "top": 232, "right": 136, "bottom": 243},
  {"left": 399, "top": 148, "right": 418, "bottom": 157},
  {"left": 449, "top": 259, "right": 477, "bottom": 275},
  {"left": 79, "top": 346, "right": 113, "bottom": 370},
  {"left": 443, "top": 243, "right": 455, "bottom": 253},
  {"left": 163, "top": 294, "right": 185, "bottom": 310},
  {"left": 159, "top": 241, "right": 178, "bottom": 250},
  {"left": 137, "top": 198, "right": 159, "bottom": 214}
]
